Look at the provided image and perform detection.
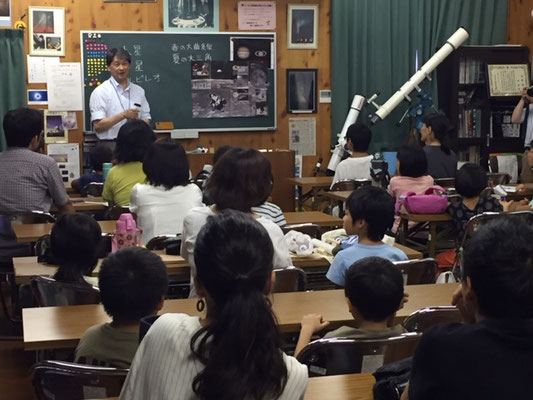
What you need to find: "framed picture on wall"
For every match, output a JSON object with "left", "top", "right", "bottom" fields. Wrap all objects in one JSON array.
[
  {"left": 28, "top": 6, "right": 65, "bottom": 57},
  {"left": 164, "top": 0, "right": 219, "bottom": 32},
  {"left": 287, "top": 4, "right": 318, "bottom": 49},
  {"left": 0, "top": 0, "right": 11, "bottom": 27},
  {"left": 287, "top": 69, "right": 317, "bottom": 113}
]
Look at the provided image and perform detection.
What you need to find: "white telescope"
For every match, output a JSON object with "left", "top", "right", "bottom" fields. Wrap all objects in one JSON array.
[
  {"left": 326, "top": 94, "right": 366, "bottom": 173},
  {"left": 369, "top": 27, "right": 469, "bottom": 125}
]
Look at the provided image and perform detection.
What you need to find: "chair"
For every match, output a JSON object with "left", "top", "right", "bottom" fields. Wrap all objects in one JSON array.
[
  {"left": 104, "top": 205, "right": 130, "bottom": 220},
  {"left": 487, "top": 172, "right": 511, "bottom": 186},
  {"left": 281, "top": 223, "right": 321, "bottom": 239},
  {"left": 272, "top": 267, "right": 306, "bottom": 293},
  {"left": 145, "top": 234, "right": 182, "bottom": 252},
  {"left": 297, "top": 333, "right": 422, "bottom": 377},
  {"left": 31, "top": 360, "right": 128, "bottom": 400},
  {"left": 80, "top": 182, "right": 104, "bottom": 197},
  {"left": 30, "top": 276, "right": 100, "bottom": 307},
  {"left": 393, "top": 258, "right": 438, "bottom": 285},
  {"left": 452, "top": 210, "right": 533, "bottom": 275},
  {"left": 402, "top": 306, "right": 463, "bottom": 333},
  {"left": 139, "top": 314, "right": 160, "bottom": 343},
  {"left": 330, "top": 179, "right": 371, "bottom": 192},
  {"left": 489, "top": 154, "right": 522, "bottom": 183},
  {"left": 434, "top": 177, "right": 455, "bottom": 188}
]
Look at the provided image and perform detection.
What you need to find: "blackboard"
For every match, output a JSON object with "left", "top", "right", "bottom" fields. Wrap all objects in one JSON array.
[{"left": 81, "top": 31, "right": 276, "bottom": 132}]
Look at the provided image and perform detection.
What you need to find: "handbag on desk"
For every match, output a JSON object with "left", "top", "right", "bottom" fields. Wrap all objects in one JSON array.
[{"left": 399, "top": 186, "right": 448, "bottom": 214}]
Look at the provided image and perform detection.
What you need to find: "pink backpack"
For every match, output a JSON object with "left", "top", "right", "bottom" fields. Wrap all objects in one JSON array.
[
  {"left": 111, "top": 213, "right": 142, "bottom": 252},
  {"left": 399, "top": 186, "right": 448, "bottom": 214}
]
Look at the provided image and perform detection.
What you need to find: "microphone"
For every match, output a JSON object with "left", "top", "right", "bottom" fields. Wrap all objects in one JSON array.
[{"left": 313, "top": 157, "right": 323, "bottom": 176}]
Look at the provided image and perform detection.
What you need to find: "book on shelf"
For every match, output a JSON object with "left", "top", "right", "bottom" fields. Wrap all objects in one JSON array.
[
  {"left": 459, "top": 58, "right": 485, "bottom": 84},
  {"left": 457, "top": 146, "right": 481, "bottom": 164},
  {"left": 457, "top": 108, "right": 482, "bottom": 138}
]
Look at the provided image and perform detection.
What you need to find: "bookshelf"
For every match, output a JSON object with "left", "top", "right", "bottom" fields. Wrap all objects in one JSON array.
[{"left": 437, "top": 45, "right": 529, "bottom": 167}]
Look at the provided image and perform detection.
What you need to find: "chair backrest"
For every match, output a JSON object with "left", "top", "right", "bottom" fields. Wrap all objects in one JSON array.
[
  {"left": 80, "top": 182, "right": 104, "bottom": 197},
  {"left": 330, "top": 179, "right": 371, "bottom": 192},
  {"left": 393, "top": 258, "right": 438, "bottom": 285},
  {"left": 281, "top": 223, "right": 321, "bottom": 239},
  {"left": 30, "top": 276, "right": 100, "bottom": 307},
  {"left": 297, "top": 333, "right": 422, "bottom": 377},
  {"left": 32, "top": 360, "right": 128, "bottom": 400},
  {"left": 10, "top": 211, "right": 56, "bottom": 224},
  {"left": 489, "top": 154, "right": 522, "bottom": 181},
  {"left": 487, "top": 172, "right": 511, "bottom": 186},
  {"left": 434, "top": 177, "right": 455, "bottom": 188},
  {"left": 139, "top": 314, "right": 160, "bottom": 343},
  {"left": 272, "top": 267, "right": 306, "bottom": 293},
  {"left": 402, "top": 306, "right": 463, "bottom": 333}
]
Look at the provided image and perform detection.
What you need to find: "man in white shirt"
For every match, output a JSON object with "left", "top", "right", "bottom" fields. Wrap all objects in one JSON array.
[
  {"left": 511, "top": 86, "right": 533, "bottom": 149},
  {"left": 331, "top": 122, "right": 373, "bottom": 188},
  {"left": 89, "top": 48, "right": 151, "bottom": 148}
]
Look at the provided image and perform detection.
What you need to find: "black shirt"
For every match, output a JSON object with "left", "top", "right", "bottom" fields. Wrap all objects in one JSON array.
[
  {"left": 447, "top": 197, "right": 503, "bottom": 242},
  {"left": 409, "top": 319, "right": 533, "bottom": 400},
  {"left": 424, "top": 146, "right": 457, "bottom": 179}
]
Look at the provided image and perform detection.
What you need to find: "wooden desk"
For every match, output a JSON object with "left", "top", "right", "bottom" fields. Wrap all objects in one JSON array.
[
  {"left": 22, "top": 283, "right": 458, "bottom": 350},
  {"left": 284, "top": 211, "right": 342, "bottom": 228},
  {"left": 13, "top": 220, "right": 116, "bottom": 243},
  {"left": 287, "top": 177, "right": 333, "bottom": 211},
  {"left": 322, "top": 190, "right": 352, "bottom": 202},
  {"left": 51, "top": 197, "right": 108, "bottom": 213},
  {"left": 398, "top": 213, "right": 453, "bottom": 258},
  {"left": 304, "top": 373, "right": 375, "bottom": 400}
]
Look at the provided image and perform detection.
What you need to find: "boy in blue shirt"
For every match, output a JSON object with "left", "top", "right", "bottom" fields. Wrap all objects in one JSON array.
[{"left": 326, "top": 186, "right": 407, "bottom": 286}]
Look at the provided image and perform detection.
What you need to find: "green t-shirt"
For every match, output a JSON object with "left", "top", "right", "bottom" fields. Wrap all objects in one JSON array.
[
  {"left": 75, "top": 323, "right": 139, "bottom": 368},
  {"left": 102, "top": 162, "right": 146, "bottom": 206}
]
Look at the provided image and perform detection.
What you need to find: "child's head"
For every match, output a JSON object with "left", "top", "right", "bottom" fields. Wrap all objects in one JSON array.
[
  {"left": 3, "top": 108, "right": 43, "bottom": 148},
  {"left": 207, "top": 147, "right": 272, "bottom": 212},
  {"left": 143, "top": 138, "right": 190, "bottom": 190},
  {"left": 346, "top": 123, "right": 371, "bottom": 153},
  {"left": 344, "top": 257, "right": 404, "bottom": 323},
  {"left": 397, "top": 145, "right": 427, "bottom": 178},
  {"left": 89, "top": 145, "right": 113, "bottom": 172},
  {"left": 99, "top": 247, "right": 168, "bottom": 322},
  {"left": 462, "top": 216, "right": 533, "bottom": 320},
  {"left": 344, "top": 186, "right": 395, "bottom": 241},
  {"left": 51, "top": 214, "right": 102, "bottom": 283},
  {"left": 114, "top": 120, "right": 156, "bottom": 164},
  {"left": 191, "top": 210, "right": 286, "bottom": 399},
  {"left": 421, "top": 113, "right": 453, "bottom": 154},
  {"left": 212, "top": 145, "right": 233, "bottom": 165},
  {"left": 455, "top": 163, "right": 487, "bottom": 198}
]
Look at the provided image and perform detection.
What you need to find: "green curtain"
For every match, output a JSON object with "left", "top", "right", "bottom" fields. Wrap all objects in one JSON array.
[
  {"left": 331, "top": 0, "right": 508, "bottom": 152},
  {"left": 0, "top": 29, "right": 25, "bottom": 151}
]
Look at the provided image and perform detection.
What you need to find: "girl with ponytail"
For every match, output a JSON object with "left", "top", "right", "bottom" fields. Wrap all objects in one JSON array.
[
  {"left": 421, "top": 113, "right": 458, "bottom": 179},
  {"left": 120, "top": 210, "right": 308, "bottom": 400}
]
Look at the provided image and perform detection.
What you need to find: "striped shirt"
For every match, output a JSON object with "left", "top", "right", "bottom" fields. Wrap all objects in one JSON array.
[
  {"left": 120, "top": 313, "right": 308, "bottom": 400},
  {"left": 252, "top": 202, "right": 287, "bottom": 226},
  {"left": 0, "top": 147, "right": 69, "bottom": 213}
]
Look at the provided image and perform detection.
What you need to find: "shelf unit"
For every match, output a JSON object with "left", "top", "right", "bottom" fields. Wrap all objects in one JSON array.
[{"left": 437, "top": 45, "right": 529, "bottom": 167}]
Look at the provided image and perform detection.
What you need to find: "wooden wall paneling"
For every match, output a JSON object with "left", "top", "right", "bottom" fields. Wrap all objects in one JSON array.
[
  {"left": 12, "top": 0, "right": 331, "bottom": 177},
  {"left": 507, "top": 0, "right": 533, "bottom": 63}
]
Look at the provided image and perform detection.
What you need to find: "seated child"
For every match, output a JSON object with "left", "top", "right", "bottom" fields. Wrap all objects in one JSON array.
[
  {"left": 71, "top": 145, "right": 113, "bottom": 193},
  {"left": 295, "top": 256, "right": 407, "bottom": 356},
  {"left": 331, "top": 122, "right": 373, "bottom": 188},
  {"left": 51, "top": 213, "right": 102, "bottom": 286},
  {"left": 74, "top": 246, "right": 168, "bottom": 368},
  {"left": 447, "top": 163, "right": 502, "bottom": 241},
  {"left": 388, "top": 145, "right": 435, "bottom": 232},
  {"left": 326, "top": 186, "right": 407, "bottom": 286}
]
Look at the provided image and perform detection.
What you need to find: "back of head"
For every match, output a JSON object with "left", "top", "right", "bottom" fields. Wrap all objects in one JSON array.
[
  {"left": 192, "top": 210, "right": 286, "bottom": 400},
  {"left": 455, "top": 163, "right": 487, "bottom": 198},
  {"left": 346, "top": 123, "right": 371, "bottom": 152},
  {"left": 51, "top": 214, "right": 102, "bottom": 283},
  {"left": 207, "top": 147, "right": 272, "bottom": 212},
  {"left": 397, "top": 145, "right": 427, "bottom": 178},
  {"left": 212, "top": 145, "right": 233, "bottom": 165},
  {"left": 114, "top": 120, "right": 156, "bottom": 163},
  {"left": 345, "top": 257, "right": 404, "bottom": 322},
  {"left": 89, "top": 145, "right": 113, "bottom": 172},
  {"left": 106, "top": 48, "right": 131, "bottom": 66},
  {"left": 463, "top": 216, "right": 533, "bottom": 319},
  {"left": 143, "top": 138, "right": 190, "bottom": 190},
  {"left": 422, "top": 113, "right": 453, "bottom": 154},
  {"left": 3, "top": 108, "right": 43, "bottom": 148},
  {"left": 99, "top": 247, "right": 168, "bottom": 321},
  {"left": 346, "top": 186, "right": 395, "bottom": 241}
]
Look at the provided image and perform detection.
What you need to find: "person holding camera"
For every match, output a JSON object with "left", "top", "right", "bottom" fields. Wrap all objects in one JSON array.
[{"left": 511, "top": 86, "right": 533, "bottom": 150}]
